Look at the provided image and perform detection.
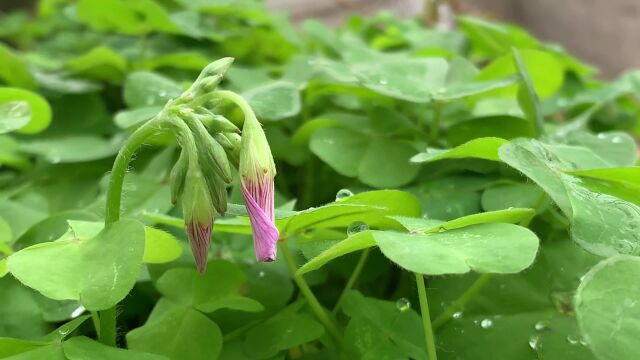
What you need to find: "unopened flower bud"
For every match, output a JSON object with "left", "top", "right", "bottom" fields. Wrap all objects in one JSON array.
[
  {"left": 199, "top": 57, "right": 234, "bottom": 80},
  {"left": 184, "top": 117, "right": 233, "bottom": 184},
  {"left": 169, "top": 149, "right": 188, "bottom": 205},
  {"left": 182, "top": 169, "right": 214, "bottom": 273},
  {"left": 239, "top": 116, "right": 279, "bottom": 262}
]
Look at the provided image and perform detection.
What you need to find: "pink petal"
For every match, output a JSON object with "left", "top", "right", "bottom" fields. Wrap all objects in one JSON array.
[
  {"left": 241, "top": 181, "right": 279, "bottom": 261},
  {"left": 186, "top": 222, "right": 211, "bottom": 272}
]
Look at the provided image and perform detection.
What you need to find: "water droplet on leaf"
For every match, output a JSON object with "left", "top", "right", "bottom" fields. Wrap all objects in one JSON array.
[
  {"left": 529, "top": 335, "right": 540, "bottom": 350},
  {"left": 567, "top": 335, "right": 579, "bottom": 345},
  {"left": 347, "top": 221, "right": 369, "bottom": 236},
  {"left": 534, "top": 321, "right": 549, "bottom": 331},
  {"left": 480, "top": 319, "right": 493, "bottom": 328},
  {"left": 335, "top": 188, "right": 354, "bottom": 201},
  {"left": 453, "top": 311, "right": 463, "bottom": 319},
  {"left": 396, "top": 298, "right": 410, "bottom": 312},
  {"left": 258, "top": 271, "right": 266, "bottom": 278}
]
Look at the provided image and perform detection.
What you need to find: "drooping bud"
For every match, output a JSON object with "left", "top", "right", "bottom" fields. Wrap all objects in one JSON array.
[
  {"left": 183, "top": 115, "right": 233, "bottom": 184},
  {"left": 239, "top": 115, "right": 279, "bottom": 262},
  {"left": 169, "top": 149, "right": 188, "bottom": 204},
  {"left": 182, "top": 168, "right": 214, "bottom": 273}
]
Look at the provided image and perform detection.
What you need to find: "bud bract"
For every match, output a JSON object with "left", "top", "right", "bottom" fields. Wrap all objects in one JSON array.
[
  {"left": 239, "top": 116, "right": 279, "bottom": 262},
  {"left": 182, "top": 169, "right": 214, "bottom": 273},
  {"left": 169, "top": 149, "right": 188, "bottom": 204}
]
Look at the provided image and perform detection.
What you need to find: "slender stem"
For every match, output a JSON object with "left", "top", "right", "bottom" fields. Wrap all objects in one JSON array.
[
  {"left": 100, "top": 115, "right": 168, "bottom": 346},
  {"left": 432, "top": 273, "right": 492, "bottom": 330},
  {"left": 332, "top": 248, "right": 370, "bottom": 315},
  {"left": 90, "top": 311, "right": 101, "bottom": 338},
  {"left": 279, "top": 243, "right": 344, "bottom": 347},
  {"left": 416, "top": 273, "right": 437, "bottom": 360},
  {"left": 429, "top": 102, "right": 443, "bottom": 144},
  {"left": 105, "top": 116, "right": 167, "bottom": 224},
  {"left": 212, "top": 90, "right": 257, "bottom": 123},
  {"left": 98, "top": 307, "right": 117, "bottom": 347}
]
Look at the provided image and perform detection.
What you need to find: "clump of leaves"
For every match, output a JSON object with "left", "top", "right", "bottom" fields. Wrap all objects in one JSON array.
[{"left": 1, "top": 1, "right": 639, "bottom": 359}]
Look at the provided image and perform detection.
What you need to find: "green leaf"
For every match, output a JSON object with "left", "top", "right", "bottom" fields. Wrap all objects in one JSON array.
[
  {"left": 476, "top": 49, "right": 564, "bottom": 98},
  {"left": 0, "top": 88, "right": 51, "bottom": 134},
  {"left": 66, "top": 47, "right": 127, "bottom": 83},
  {"left": 432, "top": 76, "right": 518, "bottom": 101},
  {"left": 342, "top": 291, "right": 427, "bottom": 360},
  {"left": 243, "top": 81, "right": 301, "bottom": 121},
  {"left": 446, "top": 116, "right": 535, "bottom": 146},
  {"left": 114, "top": 106, "right": 163, "bottom": 129},
  {"left": 375, "top": 223, "right": 539, "bottom": 275},
  {"left": 514, "top": 48, "right": 545, "bottom": 136},
  {"left": 568, "top": 167, "right": 640, "bottom": 190},
  {"left": 352, "top": 58, "right": 448, "bottom": 103},
  {"left": 458, "top": 16, "right": 539, "bottom": 57},
  {"left": 7, "top": 219, "right": 145, "bottom": 310},
  {"left": 297, "top": 231, "right": 375, "bottom": 276},
  {"left": 0, "top": 338, "right": 49, "bottom": 358},
  {"left": 310, "top": 127, "right": 419, "bottom": 187},
  {"left": 565, "top": 131, "right": 638, "bottom": 168},
  {"left": 411, "top": 137, "right": 506, "bottom": 164},
  {"left": 20, "top": 135, "right": 122, "bottom": 163},
  {"left": 143, "top": 227, "right": 182, "bottom": 264},
  {"left": 126, "top": 308, "right": 223, "bottom": 360},
  {"left": 434, "top": 208, "right": 535, "bottom": 231},
  {"left": 63, "top": 336, "right": 169, "bottom": 360},
  {"left": 576, "top": 256, "right": 640, "bottom": 360},
  {"left": 77, "top": 0, "right": 179, "bottom": 35},
  {"left": 482, "top": 183, "right": 545, "bottom": 211},
  {"left": 123, "top": 72, "right": 182, "bottom": 108},
  {"left": 279, "top": 190, "right": 421, "bottom": 236},
  {"left": 0, "top": 44, "right": 35, "bottom": 88},
  {"left": 500, "top": 139, "right": 640, "bottom": 257},
  {"left": 0, "top": 135, "right": 30, "bottom": 170},
  {"left": 156, "top": 260, "right": 263, "bottom": 313},
  {"left": 243, "top": 313, "right": 325, "bottom": 359}
]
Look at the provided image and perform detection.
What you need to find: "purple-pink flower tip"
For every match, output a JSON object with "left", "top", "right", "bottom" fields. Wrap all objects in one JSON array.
[
  {"left": 186, "top": 222, "right": 212, "bottom": 273},
  {"left": 241, "top": 180, "right": 279, "bottom": 262}
]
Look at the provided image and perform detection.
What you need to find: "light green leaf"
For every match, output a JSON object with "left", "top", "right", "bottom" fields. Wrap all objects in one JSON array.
[
  {"left": 411, "top": 137, "right": 506, "bottom": 164},
  {"left": 243, "top": 81, "right": 301, "bottom": 121},
  {"left": 446, "top": 115, "right": 535, "bottom": 146},
  {"left": 20, "top": 135, "right": 122, "bottom": 163},
  {"left": 156, "top": 260, "right": 263, "bottom": 313},
  {"left": 77, "top": 0, "right": 179, "bottom": 35},
  {"left": 0, "top": 88, "right": 51, "bottom": 134},
  {"left": 514, "top": 48, "right": 545, "bottom": 136},
  {"left": 243, "top": 313, "right": 324, "bottom": 359},
  {"left": 63, "top": 336, "right": 169, "bottom": 360},
  {"left": 126, "top": 308, "right": 222, "bottom": 360},
  {"left": 143, "top": 227, "right": 182, "bottom": 264},
  {"left": 481, "top": 183, "right": 545, "bottom": 211},
  {"left": 568, "top": 167, "right": 640, "bottom": 190},
  {"left": 352, "top": 58, "right": 448, "bottom": 103},
  {"left": 7, "top": 219, "right": 145, "bottom": 310},
  {"left": 576, "top": 256, "right": 640, "bottom": 360},
  {"left": 123, "top": 72, "right": 182, "bottom": 108},
  {"left": 500, "top": 139, "right": 640, "bottom": 257},
  {"left": 310, "top": 126, "right": 419, "bottom": 187},
  {"left": 375, "top": 223, "right": 539, "bottom": 275},
  {"left": 66, "top": 47, "right": 127, "bottom": 83},
  {"left": 432, "top": 76, "right": 518, "bottom": 101},
  {"left": 476, "top": 49, "right": 564, "bottom": 98},
  {"left": 297, "top": 231, "right": 375, "bottom": 276},
  {"left": 565, "top": 131, "right": 638, "bottom": 168},
  {"left": 0, "top": 44, "right": 35, "bottom": 88},
  {"left": 114, "top": 106, "right": 163, "bottom": 129}
]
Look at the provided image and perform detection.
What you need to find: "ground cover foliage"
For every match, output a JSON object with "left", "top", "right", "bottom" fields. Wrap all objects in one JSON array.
[{"left": 0, "top": 1, "right": 640, "bottom": 359}]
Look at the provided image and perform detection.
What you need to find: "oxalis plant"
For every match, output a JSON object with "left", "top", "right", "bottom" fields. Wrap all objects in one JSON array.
[{"left": 1, "top": 1, "right": 640, "bottom": 359}]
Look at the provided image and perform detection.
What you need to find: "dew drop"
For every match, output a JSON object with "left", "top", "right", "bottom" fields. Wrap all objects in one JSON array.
[
  {"left": 335, "top": 188, "right": 354, "bottom": 201},
  {"left": 49, "top": 156, "right": 61, "bottom": 164},
  {"left": 70, "top": 305, "right": 86, "bottom": 319},
  {"left": 347, "top": 221, "right": 369, "bottom": 236},
  {"left": 611, "top": 136, "right": 623, "bottom": 144},
  {"left": 258, "top": 271, "right": 266, "bottom": 278},
  {"left": 8, "top": 102, "right": 29, "bottom": 118},
  {"left": 158, "top": 90, "right": 167, "bottom": 97},
  {"left": 453, "top": 311, "right": 463, "bottom": 319},
  {"left": 567, "top": 335, "right": 579, "bottom": 345},
  {"left": 534, "top": 321, "right": 549, "bottom": 331},
  {"left": 378, "top": 79, "right": 388, "bottom": 85},
  {"left": 396, "top": 298, "right": 410, "bottom": 312},
  {"left": 480, "top": 319, "right": 493, "bottom": 328},
  {"left": 529, "top": 335, "right": 540, "bottom": 350}
]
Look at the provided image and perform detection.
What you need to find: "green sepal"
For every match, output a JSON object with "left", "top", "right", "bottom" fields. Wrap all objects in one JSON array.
[{"left": 169, "top": 148, "right": 189, "bottom": 204}]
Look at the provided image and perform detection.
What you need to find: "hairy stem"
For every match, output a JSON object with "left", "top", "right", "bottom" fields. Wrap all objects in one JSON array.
[
  {"left": 279, "top": 243, "right": 344, "bottom": 348},
  {"left": 100, "top": 115, "right": 167, "bottom": 346},
  {"left": 416, "top": 273, "right": 437, "bottom": 360},
  {"left": 432, "top": 273, "right": 492, "bottom": 330},
  {"left": 332, "top": 248, "right": 370, "bottom": 315}
]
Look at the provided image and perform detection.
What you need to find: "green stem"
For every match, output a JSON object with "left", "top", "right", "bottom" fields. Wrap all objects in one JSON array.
[
  {"left": 105, "top": 116, "right": 167, "bottom": 224},
  {"left": 279, "top": 243, "right": 344, "bottom": 347},
  {"left": 432, "top": 273, "right": 492, "bottom": 330},
  {"left": 90, "top": 311, "right": 101, "bottom": 338},
  {"left": 415, "top": 273, "right": 437, "bottom": 360},
  {"left": 212, "top": 90, "right": 257, "bottom": 123},
  {"left": 100, "top": 115, "right": 168, "bottom": 346},
  {"left": 332, "top": 248, "right": 370, "bottom": 315},
  {"left": 429, "top": 102, "right": 443, "bottom": 144}
]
